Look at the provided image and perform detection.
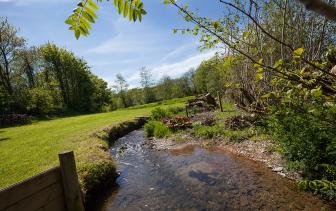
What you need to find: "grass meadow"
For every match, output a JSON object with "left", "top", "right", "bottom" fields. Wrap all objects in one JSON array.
[{"left": 0, "top": 97, "right": 191, "bottom": 188}]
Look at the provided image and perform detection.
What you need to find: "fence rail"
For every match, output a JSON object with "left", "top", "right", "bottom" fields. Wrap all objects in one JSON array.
[{"left": 0, "top": 151, "right": 84, "bottom": 211}]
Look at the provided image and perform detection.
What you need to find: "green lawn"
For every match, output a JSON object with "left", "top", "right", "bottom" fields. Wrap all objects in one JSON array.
[{"left": 0, "top": 97, "right": 191, "bottom": 188}]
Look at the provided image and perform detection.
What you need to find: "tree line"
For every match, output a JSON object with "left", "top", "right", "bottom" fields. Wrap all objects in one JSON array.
[{"left": 0, "top": 17, "right": 111, "bottom": 116}]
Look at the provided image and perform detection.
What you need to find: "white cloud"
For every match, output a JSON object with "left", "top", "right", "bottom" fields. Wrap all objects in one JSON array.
[
  {"left": 87, "top": 33, "right": 162, "bottom": 54},
  {"left": 86, "top": 17, "right": 169, "bottom": 55},
  {"left": 151, "top": 50, "right": 216, "bottom": 78},
  {"left": 126, "top": 50, "right": 217, "bottom": 87}
]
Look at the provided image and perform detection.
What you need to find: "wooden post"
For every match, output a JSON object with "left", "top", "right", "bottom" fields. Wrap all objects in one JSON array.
[
  {"left": 58, "top": 151, "right": 84, "bottom": 211},
  {"left": 217, "top": 91, "right": 223, "bottom": 112}
]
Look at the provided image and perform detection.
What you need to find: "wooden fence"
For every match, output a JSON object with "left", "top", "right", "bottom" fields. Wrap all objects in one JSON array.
[{"left": 0, "top": 151, "right": 84, "bottom": 211}]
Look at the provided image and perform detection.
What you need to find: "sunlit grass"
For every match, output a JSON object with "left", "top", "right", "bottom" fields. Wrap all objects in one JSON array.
[{"left": 0, "top": 97, "right": 192, "bottom": 188}]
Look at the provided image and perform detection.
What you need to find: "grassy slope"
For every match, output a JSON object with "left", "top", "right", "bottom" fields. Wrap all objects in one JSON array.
[{"left": 0, "top": 97, "right": 191, "bottom": 188}]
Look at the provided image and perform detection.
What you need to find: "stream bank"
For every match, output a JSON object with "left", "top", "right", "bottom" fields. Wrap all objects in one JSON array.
[{"left": 82, "top": 117, "right": 148, "bottom": 206}]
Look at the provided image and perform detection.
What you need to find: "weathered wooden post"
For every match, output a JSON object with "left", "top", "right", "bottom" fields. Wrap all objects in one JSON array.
[
  {"left": 58, "top": 151, "right": 84, "bottom": 211},
  {"left": 217, "top": 91, "right": 223, "bottom": 112}
]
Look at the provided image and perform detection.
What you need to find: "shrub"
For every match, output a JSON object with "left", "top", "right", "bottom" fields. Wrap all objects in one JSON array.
[
  {"left": 223, "top": 128, "right": 255, "bottom": 142},
  {"left": 0, "top": 114, "right": 32, "bottom": 127},
  {"left": 144, "top": 120, "right": 158, "bottom": 137},
  {"left": 194, "top": 125, "right": 223, "bottom": 139},
  {"left": 153, "top": 122, "right": 171, "bottom": 138},
  {"left": 145, "top": 120, "right": 171, "bottom": 138},
  {"left": 267, "top": 107, "right": 336, "bottom": 180},
  {"left": 150, "top": 107, "right": 171, "bottom": 120},
  {"left": 167, "top": 106, "right": 184, "bottom": 115},
  {"left": 298, "top": 180, "right": 336, "bottom": 200}
]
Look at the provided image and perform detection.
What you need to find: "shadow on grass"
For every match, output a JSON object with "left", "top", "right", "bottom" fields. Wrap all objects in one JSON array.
[
  {"left": 0, "top": 131, "right": 9, "bottom": 141},
  {"left": 0, "top": 137, "right": 9, "bottom": 141}
]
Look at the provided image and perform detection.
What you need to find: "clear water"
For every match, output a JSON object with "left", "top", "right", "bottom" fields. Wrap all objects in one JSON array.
[{"left": 97, "top": 129, "right": 335, "bottom": 211}]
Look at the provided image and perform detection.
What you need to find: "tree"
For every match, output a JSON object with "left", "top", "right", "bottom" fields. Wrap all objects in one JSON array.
[
  {"left": 139, "top": 66, "right": 156, "bottom": 103},
  {"left": 16, "top": 47, "right": 41, "bottom": 88},
  {"left": 0, "top": 17, "right": 25, "bottom": 95},
  {"left": 157, "top": 75, "right": 174, "bottom": 100},
  {"left": 113, "top": 73, "right": 129, "bottom": 108},
  {"left": 41, "top": 43, "right": 109, "bottom": 112},
  {"left": 89, "top": 74, "right": 112, "bottom": 112}
]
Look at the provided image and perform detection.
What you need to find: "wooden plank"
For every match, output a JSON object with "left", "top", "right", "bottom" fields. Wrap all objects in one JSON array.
[
  {"left": 0, "top": 167, "right": 62, "bottom": 210},
  {"left": 59, "top": 151, "right": 84, "bottom": 211},
  {"left": 42, "top": 194, "right": 67, "bottom": 211},
  {"left": 4, "top": 181, "right": 64, "bottom": 211}
]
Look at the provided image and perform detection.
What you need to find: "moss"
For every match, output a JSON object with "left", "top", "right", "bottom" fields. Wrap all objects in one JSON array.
[{"left": 78, "top": 160, "right": 118, "bottom": 203}]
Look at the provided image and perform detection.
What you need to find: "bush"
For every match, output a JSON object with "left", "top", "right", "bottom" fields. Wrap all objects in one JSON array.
[
  {"left": 154, "top": 122, "right": 171, "bottom": 138},
  {"left": 194, "top": 125, "right": 223, "bottom": 139},
  {"left": 144, "top": 120, "right": 157, "bottom": 137},
  {"left": 0, "top": 114, "right": 32, "bottom": 127},
  {"left": 224, "top": 128, "right": 255, "bottom": 142},
  {"left": 267, "top": 108, "right": 336, "bottom": 180},
  {"left": 150, "top": 107, "right": 171, "bottom": 120},
  {"left": 167, "top": 106, "right": 184, "bottom": 115},
  {"left": 144, "top": 120, "right": 171, "bottom": 138},
  {"left": 298, "top": 180, "right": 336, "bottom": 200}
]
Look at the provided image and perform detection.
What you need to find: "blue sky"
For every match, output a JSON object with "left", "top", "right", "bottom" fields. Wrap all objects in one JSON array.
[{"left": 0, "top": 0, "right": 221, "bottom": 87}]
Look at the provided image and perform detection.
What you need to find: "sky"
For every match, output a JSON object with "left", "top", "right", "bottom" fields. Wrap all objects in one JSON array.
[{"left": 0, "top": 0, "right": 222, "bottom": 88}]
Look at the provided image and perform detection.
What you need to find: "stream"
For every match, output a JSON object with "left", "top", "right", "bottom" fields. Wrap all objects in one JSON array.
[{"left": 96, "top": 129, "right": 335, "bottom": 210}]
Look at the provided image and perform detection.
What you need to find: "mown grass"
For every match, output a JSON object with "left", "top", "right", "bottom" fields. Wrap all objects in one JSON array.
[{"left": 0, "top": 97, "right": 192, "bottom": 188}]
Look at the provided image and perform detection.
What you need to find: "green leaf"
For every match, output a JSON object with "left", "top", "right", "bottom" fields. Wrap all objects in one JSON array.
[
  {"left": 123, "top": 1, "right": 129, "bottom": 17},
  {"left": 211, "top": 21, "right": 220, "bottom": 29},
  {"left": 255, "top": 73, "right": 263, "bottom": 80},
  {"left": 293, "top": 47, "right": 304, "bottom": 58},
  {"left": 87, "top": 0, "right": 99, "bottom": 10},
  {"left": 254, "top": 58, "right": 263, "bottom": 68},
  {"left": 243, "top": 31, "right": 249, "bottom": 38},
  {"left": 274, "top": 59, "right": 284, "bottom": 68},
  {"left": 84, "top": 6, "right": 97, "bottom": 19},
  {"left": 75, "top": 30, "right": 80, "bottom": 39},
  {"left": 82, "top": 10, "right": 95, "bottom": 23},
  {"left": 118, "top": 0, "right": 123, "bottom": 14},
  {"left": 311, "top": 87, "right": 322, "bottom": 97}
]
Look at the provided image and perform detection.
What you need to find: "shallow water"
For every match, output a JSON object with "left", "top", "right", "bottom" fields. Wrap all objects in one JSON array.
[{"left": 99, "top": 129, "right": 335, "bottom": 211}]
